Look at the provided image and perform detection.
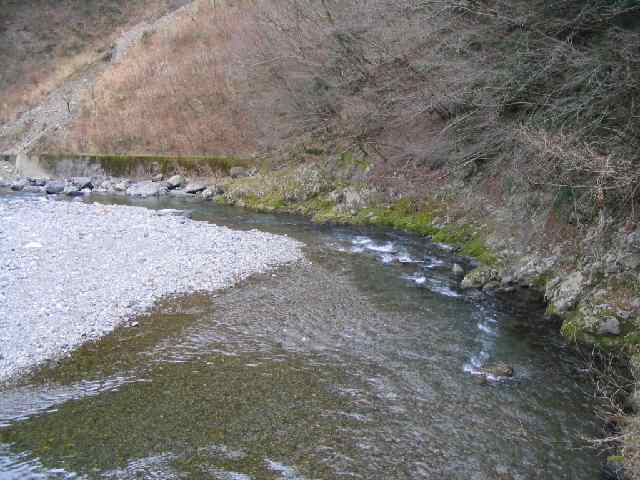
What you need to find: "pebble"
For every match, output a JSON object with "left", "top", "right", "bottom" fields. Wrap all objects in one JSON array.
[{"left": 0, "top": 197, "right": 303, "bottom": 382}]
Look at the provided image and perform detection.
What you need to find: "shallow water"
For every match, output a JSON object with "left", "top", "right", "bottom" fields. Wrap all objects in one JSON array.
[{"left": 0, "top": 194, "right": 601, "bottom": 479}]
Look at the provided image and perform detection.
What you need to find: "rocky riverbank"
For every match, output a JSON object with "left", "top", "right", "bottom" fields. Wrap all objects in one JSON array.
[
  {"left": 2, "top": 154, "right": 639, "bottom": 475},
  {"left": 0, "top": 196, "right": 303, "bottom": 383}
]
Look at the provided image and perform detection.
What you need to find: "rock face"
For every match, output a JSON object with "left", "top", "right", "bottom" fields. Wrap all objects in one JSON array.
[
  {"left": 126, "top": 181, "right": 167, "bottom": 197},
  {"left": 545, "top": 272, "right": 584, "bottom": 314},
  {"left": 167, "top": 175, "right": 186, "bottom": 189},
  {"left": 45, "top": 181, "right": 65, "bottom": 194}
]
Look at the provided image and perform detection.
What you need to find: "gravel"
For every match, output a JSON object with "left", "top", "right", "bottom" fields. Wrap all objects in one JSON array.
[{"left": 0, "top": 196, "right": 303, "bottom": 382}]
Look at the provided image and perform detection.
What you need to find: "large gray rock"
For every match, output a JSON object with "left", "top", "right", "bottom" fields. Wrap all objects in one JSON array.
[
  {"left": 11, "top": 179, "right": 27, "bottom": 191},
  {"left": 45, "top": 181, "right": 65, "bottom": 194},
  {"left": 167, "top": 175, "right": 186, "bottom": 189},
  {"left": 64, "top": 184, "right": 81, "bottom": 196},
  {"left": 27, "top": 177, "right": 47, "bottom": 187},
  {"left": 545, "top": 271, "right": 583, "bottom": 314},
  {"left": 461, "top": 266, "right": 499, "bottom": 289},
  {"left": 100, "top": 180, "right": 114, "bottom": 191},
  {"left": 126, "top": 181, "right": 167, "bottom": 198},
  {"left": 72, "top": 177, "right": 93, "bottom": 189},
  {"left": 113, "top": 180, "right": 130, "bottom": 192},
  {"left": 184, "top": 182, "right": 207, "bottom": 194}
]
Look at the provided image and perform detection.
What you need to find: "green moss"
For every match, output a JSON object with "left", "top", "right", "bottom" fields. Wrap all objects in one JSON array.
[
  {"left": 533, "top": 272, "right": 553, "bottom": 289},
  {"left": 40, "top": 153, "right": 251, "bottom": 178}
]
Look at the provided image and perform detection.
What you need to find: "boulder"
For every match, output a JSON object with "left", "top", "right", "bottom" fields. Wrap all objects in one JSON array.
[
  {"left": 168, "top": 189, "right": 190, "bottom": 197},
  {"left": 126, "top": 181, "right": 167, "bottom": 198},
  {"left": 10, "top": 179, "right": 27, "bottom": 191},
  {"left": 64, "top": 184, "right": 81, "bottom": 196},
  {"left": 184, "top": 182, "right": 207, "bottom": 194},
  {"left": 209, "top": 184, "right": 225, "bottom": 195},
  {"left": 461, "top": 266, "right": 499, "bottom": 289},
  {"left": 113, "top": 180, "right": 130, "bottom": 192},
  {"left": 167, "top": 175, "right": 186, "bottom": 189},
  {"left": 72, "top": 177, "right": 93, "bottom": 189},
  {"left": 229, "top": 166, "right": 249, "bottom": 178},
  {"left": 0, "top": 179, "right": 11, "bottom": 188},
  {"left": 45, "top": 181, "right": 65, "bottom": 194},
  {"left": 152, "top": 173, "right": 164, "bottom": 182},
  {"left": 27, "top": 177, "right": 47, "bottom": 187},
  {"left": 23, "top": 185, "right": 44, "bottom": 193},
  {"left": 545, "top": 271, "right": 584, "bottom": 314},
  {"left": 100, "top": 180, "right": 114, "bottom": 191}
]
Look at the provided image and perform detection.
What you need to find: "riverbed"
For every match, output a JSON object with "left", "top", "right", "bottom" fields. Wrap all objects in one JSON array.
[{"left": 0, "top": 193, "right": 601, "bottom": 479}]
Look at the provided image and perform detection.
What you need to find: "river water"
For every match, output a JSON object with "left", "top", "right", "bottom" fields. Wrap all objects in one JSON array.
[{"left": 0, "top": 195, "right": 602, "bottom": 479}]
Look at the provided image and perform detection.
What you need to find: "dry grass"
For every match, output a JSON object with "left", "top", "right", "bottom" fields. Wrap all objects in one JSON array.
[
  {"left": 51, "top": 1, "right": 265, "bottom": 156},
  {"left": 48, "top": 0, "right": 640, "bottom": 223},
  {"left": 0, "top": 0, "right": 187, "bottom": 124}
]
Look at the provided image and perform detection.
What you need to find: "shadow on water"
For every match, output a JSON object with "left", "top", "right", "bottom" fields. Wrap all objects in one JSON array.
[{"left": 0, "top": 193, "right": 601, "bottom": 479}]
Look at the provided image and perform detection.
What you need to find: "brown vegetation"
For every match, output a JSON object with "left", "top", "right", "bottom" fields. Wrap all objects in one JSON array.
[
  {"left": 48, "top": 0, "right": 640, "bottom": 224},
  {"left": 0, "top": 0, "right": 188, "bottom": 124}
]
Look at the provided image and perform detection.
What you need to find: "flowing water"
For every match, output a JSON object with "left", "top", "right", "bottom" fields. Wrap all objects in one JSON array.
[{"left": 0, "top": 194, "right": 602, "bottom": 479}]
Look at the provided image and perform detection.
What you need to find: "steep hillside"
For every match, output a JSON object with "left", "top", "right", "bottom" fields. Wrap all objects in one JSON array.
[{"left": 0, "top": 0, "right": 189, "bottom": 124}]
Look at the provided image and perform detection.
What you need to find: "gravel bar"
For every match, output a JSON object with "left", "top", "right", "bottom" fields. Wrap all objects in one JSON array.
[{"left": 0, "top": 196, "right": 303, "bottom": 382}]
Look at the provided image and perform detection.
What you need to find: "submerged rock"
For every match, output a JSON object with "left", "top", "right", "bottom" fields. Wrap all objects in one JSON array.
[
  {"left": 156, "top": 209, "right": 193, "bottom": 219},
  {"left": 72, "top": 177, "right": 93, "bottom": 189}
]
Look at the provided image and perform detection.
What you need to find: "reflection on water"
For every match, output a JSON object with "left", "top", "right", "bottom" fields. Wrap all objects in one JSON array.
[{"left": 0, "top": 194, "right": 600, "bottom": 479}]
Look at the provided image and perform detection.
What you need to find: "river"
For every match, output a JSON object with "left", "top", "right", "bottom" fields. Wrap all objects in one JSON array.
[{"left": 0, "top": 194, "right": 601, "bottom": 479}]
